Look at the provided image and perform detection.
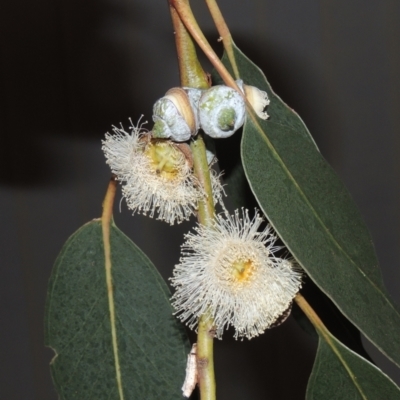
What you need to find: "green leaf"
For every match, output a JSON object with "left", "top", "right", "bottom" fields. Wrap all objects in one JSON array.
[
  {"left": 45, "top": 220, "right": 189, "bottom": 399},
  {"left": 213, "top": 132, "right": 256, "bottom": 210},
  {"left": 220, "top": 42, "right": 400, "bottom": 367},
  {"left": 211, "top": 71, "right": 255, "bottom": 211},
  {"left": 308, "top": 334, "right": 400, "bottom": 399},
  {"left": 294, "top": 278, "right": 373, "bottom": 362}
]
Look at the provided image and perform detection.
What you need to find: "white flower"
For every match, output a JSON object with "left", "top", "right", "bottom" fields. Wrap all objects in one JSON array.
[
  {"left": 170, "top": 210, "right": 302, "bottom": 339},
  {"left": 102, "top": 119, "right": 224, "bottom": 225}
]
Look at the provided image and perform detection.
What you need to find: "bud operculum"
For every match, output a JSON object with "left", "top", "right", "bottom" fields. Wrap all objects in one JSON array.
[
  {"left": 198, "top": 85, "right": 245, "bottom": 139},
  {"left": 152, "top": 87, "right": 197, "bottom": 142}
]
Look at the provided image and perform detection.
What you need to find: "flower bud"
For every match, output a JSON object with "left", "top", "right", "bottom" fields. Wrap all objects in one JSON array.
[
  {"left": 183, "top": 87, "right": 203, "bottom": 132},
  {"left": 152, "top": 87, "right": 197, "bottom": 142},
  {"left": 198, "top": 85, "right": 246, "bottom": 139}
]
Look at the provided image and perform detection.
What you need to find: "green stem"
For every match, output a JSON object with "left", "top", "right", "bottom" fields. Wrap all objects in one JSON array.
[
  {"left": 170, "top": 0, "right": 240, "bottom": 92},
  {"left": 191, "top": 137, "right": 217, "bottom": 400},
  {"left": 169, "top": 3, "right": 216, "bottom": 399},
  {"left": 203, "top": 0, "right": 240, "bottom": 79},
  {"left": 190, "top": 135, "right": 214, "bottom": 226},
  {"left": 197, "top": 312, "right": 217, "bottom": 400},
  {"left": 169, "top": 4, "right": 209, "bottom": 89}
]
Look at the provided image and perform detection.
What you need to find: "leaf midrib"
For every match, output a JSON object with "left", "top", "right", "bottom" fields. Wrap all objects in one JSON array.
[
  {"left": 242, "top": 110, "right": 400, "bottom": 327},
  {"left": 103, "top": 218, "right": 124, "bottom": 400},
  {"left": 320, "top": 334, "right": 368, "bottom": 400}
]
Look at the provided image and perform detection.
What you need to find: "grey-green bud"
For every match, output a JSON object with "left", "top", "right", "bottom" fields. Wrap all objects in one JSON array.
[
  {"left": 198, "top": 85, "right": 245, "bottom": 139},
  {"left": 152, "top": 87, "right": 198, "bottom": 142}
]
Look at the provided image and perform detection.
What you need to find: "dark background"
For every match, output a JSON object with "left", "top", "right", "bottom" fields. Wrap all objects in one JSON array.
[{"left": 1, "top": 0, "right": 400, "bottom": 399}]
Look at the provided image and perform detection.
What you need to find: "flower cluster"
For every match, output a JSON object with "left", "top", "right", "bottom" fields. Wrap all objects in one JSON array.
[
  {"left": 102, "top": 89, "right": 300, "bottom": 340},
  {"left": 152, "top": 81, "right": 270, "bottom": 141},
  {"left": 102, "top": 120, "right": 224, "bottom": 225},
  {"left": 170, "top": 210, "right": 302, "bottom": 339}
]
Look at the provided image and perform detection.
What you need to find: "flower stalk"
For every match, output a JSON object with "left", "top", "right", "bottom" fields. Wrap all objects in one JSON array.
[{"left": 169, "top": 3, "right": 216, "bottom": 399}]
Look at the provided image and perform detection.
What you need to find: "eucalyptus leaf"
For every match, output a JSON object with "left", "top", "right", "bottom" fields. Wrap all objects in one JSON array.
[
  {"left": 295, "top": 278, "right": 372, "bottom": 361},
  {"left": 220, "top": 42, "right": 400, "bottom": 367},
  {"left": 213, "top": 131, "right": 257, "bottom": 210},
  {"left": 308, "top": 334, "right": 400, "bottom": 399},
  {"left": 45, "top": 220, "right": 189, "bottom": 399},
  {"left": 211, "top": 71, "right": 256, "bottom": 211}
]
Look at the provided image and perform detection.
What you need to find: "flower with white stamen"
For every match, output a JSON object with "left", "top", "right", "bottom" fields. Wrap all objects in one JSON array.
[
  {"left": 102, "top": 119, "right": 225, "bottom": 225},
  {"left": 170, "top": 209, "right": 302, "bottom": 339}
]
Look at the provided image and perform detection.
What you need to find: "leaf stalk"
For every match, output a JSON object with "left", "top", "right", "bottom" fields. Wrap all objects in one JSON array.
[
  {"left": 203, "top": 0, "right": 240, "bottom": 79},
  {"left": 295, "top": 293, "right": 367, "bottom": 399},
  {"left": 101, "top": 177, "right": 125, "bottom": 400}
]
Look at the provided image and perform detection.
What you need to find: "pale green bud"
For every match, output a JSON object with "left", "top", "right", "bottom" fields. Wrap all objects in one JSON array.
[{"left": 198, "top": 85, "right": 245, "bottom": 139}]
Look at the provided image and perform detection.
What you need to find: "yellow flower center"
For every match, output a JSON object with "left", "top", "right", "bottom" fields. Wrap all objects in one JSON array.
[
  {"left": 231, "top": 258, "right": 255, "bottom": 284},
  {"left": 144, "top": 141, "right": 185, "bottom": 180}
]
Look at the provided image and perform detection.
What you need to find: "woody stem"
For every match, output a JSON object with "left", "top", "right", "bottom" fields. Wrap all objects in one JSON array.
[{"left": 169, "top": 3, "right": 216, "bottom": 400}]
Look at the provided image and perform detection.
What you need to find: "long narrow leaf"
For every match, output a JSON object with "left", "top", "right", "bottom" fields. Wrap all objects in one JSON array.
[
  {"left": 308, "top": 335, "right": 400, "bottom": 399},
  {"left": 219, "top": 42, "right": 400, "bottom": 367}
]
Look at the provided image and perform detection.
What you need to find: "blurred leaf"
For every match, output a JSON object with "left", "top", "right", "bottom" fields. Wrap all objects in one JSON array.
[
  {"left": 45, "top": 220, "right": 189, "bottom": 399},
  {"left": 308, "top": 334, "right": 400, "bottom": 399},
  {"left": 219, "top": 42, "right": 400, "bottom": 367}
]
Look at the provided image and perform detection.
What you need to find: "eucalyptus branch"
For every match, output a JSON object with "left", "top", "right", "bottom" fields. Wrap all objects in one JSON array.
[
  {"left": 196, "top": 311, "right": 217, "bottom": 400},
  {"left": 170, "top": 0, "right": 267, "bottom": 134},
  {"left": 190, "top": 135, "right": 215, "bottom": 226},
  {"left": 170, "top": 4, "right": 217, "bottom": 399},
  {"left": 45, "top": 2, "right": 400, "bottom": 399},
  {"left": 187, "top": 133, "right": 217, "bottom": 400}
]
